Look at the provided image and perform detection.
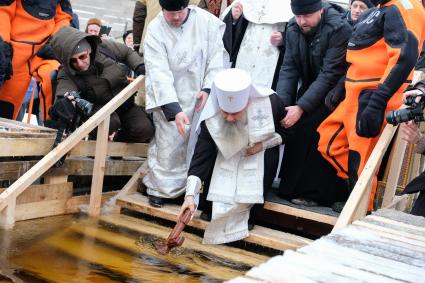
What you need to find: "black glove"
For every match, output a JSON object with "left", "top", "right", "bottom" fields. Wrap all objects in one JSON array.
[
  {"left": 325, "top": 76, "right": 346, "bottom": 111},
  {"left": 0, "top": 37, "right": 13, "bottom": 87},
  {"left": 356, "top": 85, "right": 390, "bottom": 138},
  {"left": 49, "top": 96, "right": 77, "bottom": 124},
  {"left": 37, "top": 43, "right": 56, "bottom": 60},
  {"left": 134, "top": 64, "right": 145, "bottom": 76}
]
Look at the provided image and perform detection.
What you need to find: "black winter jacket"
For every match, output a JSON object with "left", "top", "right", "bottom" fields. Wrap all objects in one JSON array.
[{"left": 276, "top": 2, "right": 352, "bottom": 113}]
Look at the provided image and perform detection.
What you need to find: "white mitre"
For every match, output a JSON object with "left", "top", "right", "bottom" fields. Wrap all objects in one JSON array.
[{"left": 196, "top": 68, "right": 274, "bottom": 131}]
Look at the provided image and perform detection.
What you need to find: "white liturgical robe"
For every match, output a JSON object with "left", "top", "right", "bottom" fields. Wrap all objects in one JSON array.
[{"left": 143, "top": 7, "right": 226, "bottom": 198}]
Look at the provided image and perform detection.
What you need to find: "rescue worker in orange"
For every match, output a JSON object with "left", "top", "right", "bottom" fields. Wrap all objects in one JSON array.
[
  {"left": 0, "top": 0, "right": 72, "bottom": 121},
  {"left": 318, "top": 0, "right": 425, "bottom": 212}
]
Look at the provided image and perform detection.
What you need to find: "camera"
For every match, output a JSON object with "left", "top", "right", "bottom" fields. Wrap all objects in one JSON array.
[
  {"left": 69, "top": 91, "right": 94, "bottom": 116},
  {"left": 386, "top": 93, "right": 425, "bottom": 125}
]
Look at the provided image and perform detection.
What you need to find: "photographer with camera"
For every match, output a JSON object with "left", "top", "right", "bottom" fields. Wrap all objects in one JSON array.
[
  {"left": 49, "top": 26, "right": 153, "bottom": 144},
  {"left": 399, "top": 79, "right": 425, "bottom": 217}
]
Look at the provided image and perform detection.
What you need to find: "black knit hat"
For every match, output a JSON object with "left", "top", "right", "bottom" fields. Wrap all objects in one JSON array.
[
  {"left": 291, "top": 0, "right": 322, "bottom": 15},
  {"left": 350, "top": 0, "right": 375, "bottom": 8},
  {"left": 159, "top": 0, "right": 189, "bottom": 11}
]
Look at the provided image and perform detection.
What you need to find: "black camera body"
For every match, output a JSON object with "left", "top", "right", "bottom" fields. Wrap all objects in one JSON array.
[
  {"left": 69, "top": 91, "right": 94, "bottom": 117},
  {"left": 386, "top": 94, "right": 425, "bottom": 125}
]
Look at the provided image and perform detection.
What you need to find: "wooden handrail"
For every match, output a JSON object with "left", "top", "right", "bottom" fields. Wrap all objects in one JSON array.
[
  {"left": 0, "top": 76, "right": 144, "bottom": 227},
  {"left": 333, "top": 123, "right": 398, "bottom": 231}
]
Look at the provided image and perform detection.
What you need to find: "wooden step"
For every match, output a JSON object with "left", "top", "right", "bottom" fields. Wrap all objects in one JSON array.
[
  {"left": 264, "top": 190, "right": 339, "bottom": 225},
  {"left": 264, "top": 201, "right": 338, "bottom": 225},
  {"left": 116, "top": 193, "right": 312, "bottom": 251}
]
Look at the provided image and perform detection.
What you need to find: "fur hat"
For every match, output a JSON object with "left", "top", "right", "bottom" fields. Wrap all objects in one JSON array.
[
  {"left": 291, "top": 0, "right": 322, "bottom": 15},
  {"left": 159, "top": 0, "right": 189, "bottom": 11},
  {"left": 350, "top": 0, "right": 374, "bottom": 8}
]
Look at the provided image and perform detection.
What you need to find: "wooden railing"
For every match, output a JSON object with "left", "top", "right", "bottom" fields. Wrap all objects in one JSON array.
[{"left": 0, "top": 75, "right": 145, "bottom": 229}]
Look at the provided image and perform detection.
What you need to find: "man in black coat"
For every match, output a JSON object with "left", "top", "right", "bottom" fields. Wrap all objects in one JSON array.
[{"left": 276, "top": 0, "right": 352, "bottom": 207}]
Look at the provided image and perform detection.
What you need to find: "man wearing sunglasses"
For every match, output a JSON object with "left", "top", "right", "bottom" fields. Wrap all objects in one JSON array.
[{"left": 49, "top": 26, "right": 154, "bottom": 143}]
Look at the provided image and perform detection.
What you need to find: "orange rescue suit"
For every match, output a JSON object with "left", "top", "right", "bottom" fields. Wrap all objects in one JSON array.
[
  {"left": 318, "top": 0, "right": 425, "bottom": 210},
  {"left": 0, "top": 0, "right": 72, "bottom": 120}
]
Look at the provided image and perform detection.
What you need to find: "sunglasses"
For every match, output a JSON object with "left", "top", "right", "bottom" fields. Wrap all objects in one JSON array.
[{"left": 70, "top": 52, "right": 89, "bottom": 65}]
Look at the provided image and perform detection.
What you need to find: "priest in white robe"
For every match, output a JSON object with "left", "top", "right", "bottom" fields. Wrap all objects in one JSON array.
[
  {"left": 143, "top": 0, "right": 226, "bottom": 207},
  {"left": 178, "top": 69, "right": 290, "bottom": 244},
  {"left": 221, "top": 0, "right": 293, "bottom": 89}
]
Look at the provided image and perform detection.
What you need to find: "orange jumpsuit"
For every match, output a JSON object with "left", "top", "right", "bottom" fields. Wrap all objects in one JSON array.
[
  {"left": 0, "top": 0, "right": 72, "bottom": 120},
  {"left": 318, "top": 0, "right": 425, "bottom": 210}
]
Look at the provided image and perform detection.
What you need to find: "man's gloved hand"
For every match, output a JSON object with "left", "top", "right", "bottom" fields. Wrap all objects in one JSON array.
[
  {"left": 37, "top": 43, "right": 56, "bottom": 60},
  {"left": 325, "top": 76, "right": 346, "bottom": 111},
  {"left": 134, "top": 64, "right": 145, "bottom": 76},
  {"left": 0, "top": 37, "right": 13, "bottom": 87},
  {"left": 356, "top": 86, "right": 390, "bottom": 138},
  {"left": 49, "top": 96, "right": 77, "bottom": 124}
]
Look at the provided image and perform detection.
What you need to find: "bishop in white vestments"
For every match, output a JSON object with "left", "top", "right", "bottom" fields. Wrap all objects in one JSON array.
[
  {"left": 178, "top": 69, "right": 290, "bottom": 244},
  {"left": 142, "top": 0, "right": 226, "bottom": 207}
]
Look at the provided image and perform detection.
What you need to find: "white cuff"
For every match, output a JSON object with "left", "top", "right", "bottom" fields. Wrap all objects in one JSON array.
[
  {"left": 185, "top": 175, "right": 202, "bottom": 197},
  {"left": 261, "top": 133, "right": 282, "bottom": 150}
]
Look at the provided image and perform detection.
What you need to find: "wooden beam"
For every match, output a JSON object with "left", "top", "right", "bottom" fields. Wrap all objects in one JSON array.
[
  {"left": 66, "top": 192, "right": 118, "bottom": 214},
  {"left": 15, "top": 182, "right": 72, "bottom": 204},
  {"left": 0, "top": 198, "right": 16, "bottom": 229},
  {"left": 382, "top": 131, "right": 407, "bottom": 207},
  {"left": 47, "top": 158, "right": 144, "bottom": 176},
  {"left": 89, "top": 117, "right": 110, "bottom": 217},
  {"left": 0, "top": 138, "right": 148, "bottom": 158},
  {"left": 264, "top": 201, "right": 337, "bottom": 225},
  {"left": 333, "top": 124, "right": 397, "bottom": 232},
  {"left": 70, "top": 140, "right": 148, "bottom": 157},
  {"left": 116, "top": 193, "right": 312, "bottom": 251},
  {"left": 0, "top": 159, "right": 143, "bottom": 182},
  {"left": 43, "top": 174, "right": 68, "bottom": 184},
  {"left": 0, "top": 161, "right": 37, "bottom": 181},
  {"left": 0, "top": 138, "right": 54, "bottom": 157},
  {"left": 0, "top": 117, "right": 56, "bottom": 133},
  {"left": 0, "top": 75, "right": 144, "bottom": 215},
  {"left": 0, "top": 131, "right": 56, "bottom": 138}
]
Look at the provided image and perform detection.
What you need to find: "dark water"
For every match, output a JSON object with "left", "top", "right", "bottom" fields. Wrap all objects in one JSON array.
[{"left": 0, "top": 214, "right": 267, "bottom": 283}]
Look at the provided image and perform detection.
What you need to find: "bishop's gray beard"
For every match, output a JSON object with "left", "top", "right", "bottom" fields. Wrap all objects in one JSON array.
[{"left": 220, "top": 115, "right": 248, "bottom": 142}]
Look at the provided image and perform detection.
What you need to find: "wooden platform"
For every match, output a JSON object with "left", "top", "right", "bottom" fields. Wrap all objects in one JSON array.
[
  {"left": 116, "top": 192, "right": 313, "bottom": 251},
  {"left": 229, "top": 208, "right": 425, "bottom": 282}
]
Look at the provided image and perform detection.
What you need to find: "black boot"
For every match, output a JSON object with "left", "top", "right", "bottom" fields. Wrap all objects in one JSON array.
[{"left": 148, "top": 195, "right": 165, "bottom": 208}]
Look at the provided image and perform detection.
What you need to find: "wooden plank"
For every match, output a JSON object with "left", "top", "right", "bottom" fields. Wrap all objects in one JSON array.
[
  {"left": 0, "top": 198, "right": 16, "bottom": 229},
  {"left": 47, "top": 158, "right": 144, "bottom": 176},
  {"left": 0, "top": 138, "right": 147, "bottom": 158},
  {"left": 0, "top": 158, "right": 143, "bottom": 181},
  {"left": 70, "top": 140, "right": 148, "bottom": 158},
  {"left": 0, "top": 117, "right": 56, "bottom": 132},
  {"left": 14, "top": 199, "right": 69, "bottom": 221},
  {"left": 89, "top": 117, "right": 110, "bottom": 217},
  {"left": 333, "top": 124, "right": 397, "bottom": 231},
  {"left": 366, "top": 215, "right": 425, "bottom": 233},
  {"left": 0, "top": 138, "right": 54, "bottom": 157},
  {"left": 43, "top": 174, "right": 68, "bottom": 184},
  {"left": 353, "top": 220, "right": 425, "bottom": 243},
  {"left": 382, "top": 131, "right": 407, "bottom": 207},
  {"left": 264, "top": 201, "right": 337, "bottom": 225},
  {"left": 116, "top": 193, "right": 312, "bottom": 251},
  {"left": 0, "top": 161, "right": 37, "bottom": 181},
  {"left": 16, "top": 182, "right": 72, "bottom": 204},
  {"left": 0, "top": 131, "right": 56, "bottom": 138},
  {"left": 0, "top": 75, "right": 144, "bottom": 216}
]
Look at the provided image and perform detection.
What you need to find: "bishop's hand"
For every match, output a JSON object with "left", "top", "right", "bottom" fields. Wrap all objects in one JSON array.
[
  {"left": 178, "top": 196, "right": 196, "bottom": 221},
  {"left": 175, "top": 111, "right": 190, "bottom": 137}
]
